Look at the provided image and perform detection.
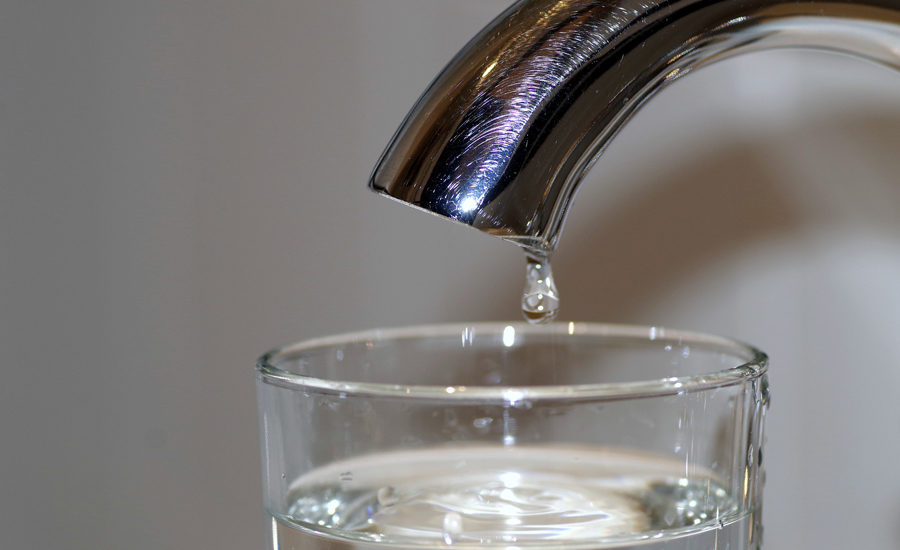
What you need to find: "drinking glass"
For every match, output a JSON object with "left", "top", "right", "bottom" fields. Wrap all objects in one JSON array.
[{"left": 256, "top": 323, "right": 769, "bottom": 549}]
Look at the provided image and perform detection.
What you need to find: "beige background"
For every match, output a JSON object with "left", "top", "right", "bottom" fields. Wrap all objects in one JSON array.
[{"left": 3, "top": 1, "right": 900, "bottom": 548}]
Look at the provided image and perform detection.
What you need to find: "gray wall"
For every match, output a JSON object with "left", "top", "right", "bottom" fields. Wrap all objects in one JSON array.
[{"left": 3, "top": 1, "right": 900, "bottom": 548}]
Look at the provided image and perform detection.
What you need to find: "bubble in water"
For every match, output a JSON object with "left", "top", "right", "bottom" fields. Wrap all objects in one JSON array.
[
  {"left": 521, "top": 253, "right": 559, "bottom": 324},
  {"left": 473, "top": 417, "right": 493, "bottom": 430},
  {"left": 442, "top": 511, "right": 462, "bottom": 544}
]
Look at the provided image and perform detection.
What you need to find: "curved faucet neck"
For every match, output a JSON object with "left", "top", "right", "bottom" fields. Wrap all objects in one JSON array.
[{"left": 370, "top": 0, "right": 900, "bottom": 254}]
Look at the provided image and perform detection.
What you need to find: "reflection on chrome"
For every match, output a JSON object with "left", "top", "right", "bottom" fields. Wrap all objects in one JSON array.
[{"left": 371, "top": 0, "right": 900, "bottom": 252}]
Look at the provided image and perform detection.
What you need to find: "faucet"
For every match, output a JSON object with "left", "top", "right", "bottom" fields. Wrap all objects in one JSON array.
[{"left": 369, "top": 0, "right": 900, "bottom": 254}]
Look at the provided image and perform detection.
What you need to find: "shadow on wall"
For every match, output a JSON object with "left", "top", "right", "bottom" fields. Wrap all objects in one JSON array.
[{"left": 442, "top": 112, "right": 900, "bottom": 323}]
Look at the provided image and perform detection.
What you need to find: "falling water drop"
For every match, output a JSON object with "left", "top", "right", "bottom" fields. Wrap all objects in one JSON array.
[
  {"left": 521, "top": 253, "right": 559, "bottom": 324},
  {"left": 442, "top": 511, "right": 462, "bottom": 544}
]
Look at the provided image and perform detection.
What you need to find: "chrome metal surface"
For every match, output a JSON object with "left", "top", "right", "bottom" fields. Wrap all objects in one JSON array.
[{"left": 369, "top": 0, "right": 900, "bottom": 253}]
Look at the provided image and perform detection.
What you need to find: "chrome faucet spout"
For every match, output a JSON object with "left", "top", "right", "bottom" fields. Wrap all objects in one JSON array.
[{"left": 369, "top": 0, "right": 900, "bottom": 253}]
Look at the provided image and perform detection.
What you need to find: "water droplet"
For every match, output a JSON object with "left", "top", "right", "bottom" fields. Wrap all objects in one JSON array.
[
  {"left": 377, "top": 486, "right": 399, "bottom": 507},
  {"left": 442, "top": 511, "right": 462, "bottom": 544},
  {"left": 521, "top": 253, "right": 559, "bottom": 324}
]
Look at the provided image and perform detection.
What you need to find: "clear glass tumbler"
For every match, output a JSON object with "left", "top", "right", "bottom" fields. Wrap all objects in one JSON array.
[{"left": 256, "top": 323, "right": 769, "bottom": 549}]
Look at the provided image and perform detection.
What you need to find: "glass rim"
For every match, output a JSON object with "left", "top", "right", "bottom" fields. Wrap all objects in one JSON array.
[{"left": 256, "top": 322, "right": 768, "bottom": 402}]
